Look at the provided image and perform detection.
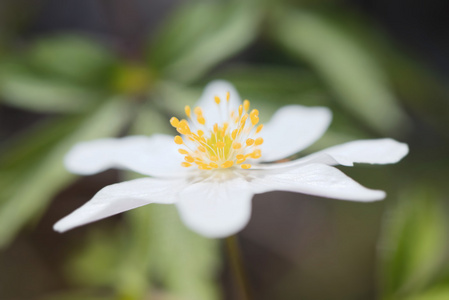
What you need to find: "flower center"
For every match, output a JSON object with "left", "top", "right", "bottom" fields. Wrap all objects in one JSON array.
[{"left": 170, "top": 92, "right": 264, "bottom": 170}]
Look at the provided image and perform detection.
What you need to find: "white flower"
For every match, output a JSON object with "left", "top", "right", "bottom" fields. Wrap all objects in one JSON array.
[{"left": 54, "top": 81, "right": 408, "bottom": 238}]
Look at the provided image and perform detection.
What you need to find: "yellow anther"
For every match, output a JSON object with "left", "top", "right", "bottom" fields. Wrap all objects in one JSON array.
[
  {"left": 232, "top": 129, "right": 238, "bottom": 139},
  {"left": 232, "top": 142, "right": 242, "bottom": 149},
  {"left": 172, "top": 94, "right": 265, "bottom": 170},
  {"left": 243, "top": 100, "right": 250, "bottom": 112},
  {"left": 251, "top": 149, "right": 262, "bottom": 159},
  {"left": 250, "top": 109, "right": 259, "bottom": 118},
  {"left": 197, "top": 116, "right": 205, "bottom": 125},
  {"left": 177, "top": 127, "right": 189, "bottom": 135},
  {"left": 240, "top": 114, "right": 248, "bottom": 124},
  {"left": 178, "top": 119, "right": 188, "bottom": 127},
  {"left": 194, "top": 107, "right": 202, "bottom": 116},
  {"left": 251, "top": 115, "right": 259, "bottom": 125},
  {"left": 255, "top": 137, "right": 264, "bottom": 145},
  {"left": 174, "top": 136, "right": 183, "bottom": 145},
  {"left": 221, "top": 161, "right": 234, "bottom": 168},
  {"left": 185, "top": 105, "right": 191, "bottom": 117},
  {"left": 185, "top": 156, "right": 194, "bottom": 163},
  {"left": 170, "top": 117, "right": 180, "bottom": 127}
]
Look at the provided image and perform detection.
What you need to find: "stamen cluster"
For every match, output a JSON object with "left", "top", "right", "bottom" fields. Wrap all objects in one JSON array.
[{"left": 170, "top": 92, "right": 264, "bottom": 170}]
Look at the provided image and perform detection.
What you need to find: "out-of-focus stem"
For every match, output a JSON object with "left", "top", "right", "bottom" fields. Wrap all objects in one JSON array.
[{"left": 225, "top": 235, "right": 252, "bottom": 300}]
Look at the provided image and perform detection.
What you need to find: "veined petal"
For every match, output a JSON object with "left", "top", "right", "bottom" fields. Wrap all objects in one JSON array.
[
  {"left": 65, "top": 134, "right": 185, "bottom": 177},
  {"left": 260, "top": 105, "right": 332, "bottom": 162},
  {"left": 250, "top": 163, "right": 385, "bottom": 202},
  {"left": 194, "top": 80, "right": 242, "bottom": 124},
  {"left": 176, "top": 176, "right": 253, "bottom": 238},
  {"left": 54, "top": 178, "right": 182, "bottom": 232}
]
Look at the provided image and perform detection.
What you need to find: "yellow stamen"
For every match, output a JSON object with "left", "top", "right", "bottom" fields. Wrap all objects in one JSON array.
[
  {"left": 170, "top": 117, "right": 179, "bottom": 127},
  {"left": 251, "top": 115, "right": 259, "bottom": 125},
  {"left": 232, "top": 129, "right": 238, "bottom": 139},
  {"left": 185, "top": 156, "right": 194, "bottom": 163},
  {"left": 197, "top": 116, "right": 205, "bottom": 125},
  {"left": 171, "top": 93, "right": 265, "bottom": 170},
  {"left": 185, "top": 106, "right": 191, "bottom": 117},
  {"left": 194, "top": 107, "right": 202, "bottom": 116},
  {"left": 250, "top": 149, "right": 262, "bottom": 159},
  {"left": 221, "top": 161, "right": 234, "bottom": 168},
  {"left": 174, "top": 136, "right": 183, "bottom": 145},
  {"left": 232, "top": 142, "right": 242, "bottom": 149},
  {"left": 243, "top": 100, "right": 250, "bottom": 112}
]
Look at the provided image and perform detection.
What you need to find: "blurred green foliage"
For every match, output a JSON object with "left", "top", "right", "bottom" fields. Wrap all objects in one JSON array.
[{"left": 0, "top": 0, "right": 448, "bottom": 299}]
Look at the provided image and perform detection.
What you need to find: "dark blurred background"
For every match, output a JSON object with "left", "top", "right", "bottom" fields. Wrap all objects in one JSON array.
[{"left": 0, "top": 1, "right": 448, "bottom": 300}]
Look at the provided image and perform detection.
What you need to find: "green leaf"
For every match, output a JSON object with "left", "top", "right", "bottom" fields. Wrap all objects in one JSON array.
[
  {"left": 270, "top": 8, "right": 409, "bottom": 135},
  {"left": 380, "top": 185, "right": 448, "bottom": 299},
  {"left": 129, "top": 103, "right": 174, "bottom": 136},
  {"left": 149, "top": 1, "right": 261, "bottom": 83},
  {"left": 27, "top": 34, "right": 117, "bottom": 86},
  {"left": 65, "top": 227, "right": 123, "bottom": 288},
  {"left": 407, "top": 288, "right": 449, "bottom": 300},
  {"left": 0, "top": 99, "right": 132, "bottom": 248},
  {"left": 0, "top": 64, "right": 99, "bottom": 112}
]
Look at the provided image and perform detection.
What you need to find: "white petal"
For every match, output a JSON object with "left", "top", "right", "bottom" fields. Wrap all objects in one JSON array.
[
  {"left": 260, "top": 105, "right": 332, "bottom": 162},
  {"left": 176, "top": 176, "right": 253, "bottom": 238},
  {"left": 250, "top": 163, "right": 385, "bottom": 202},
  {"left": 295, "top": 138, "right": 409, "bottom": 167},
  {"left": 194, "top": 80, "right": 242, "bottom": 125},
  {"left": 65, "top": 134, "right": 186, "bottom": 177},
  {"left": 54, "top": 178, "right": 182, "bottom": 232}
]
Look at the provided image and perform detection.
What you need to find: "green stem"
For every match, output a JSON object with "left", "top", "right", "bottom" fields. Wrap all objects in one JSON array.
[{"left": 225, "top": 235, "right": 252, "bottom": 300}]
